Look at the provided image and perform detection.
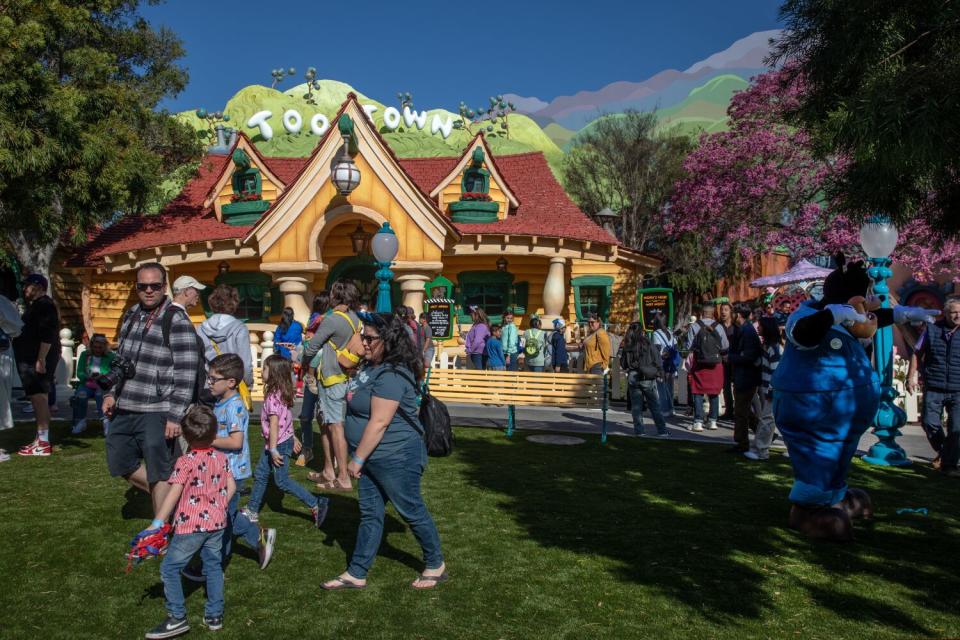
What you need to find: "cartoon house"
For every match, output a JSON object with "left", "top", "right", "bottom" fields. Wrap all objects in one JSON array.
[{"left": 66, "top": 95, "right": 658, "bottom": 347}]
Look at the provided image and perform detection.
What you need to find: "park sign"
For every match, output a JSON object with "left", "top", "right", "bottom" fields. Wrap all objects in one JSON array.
[
  {"left": 246, "top": 104, "right": 456, "bottom": 141},
  {"left": 637, "top": 288, "right": 673, "bottom": 332},
  {"left": 424, "top": 298, "right": 455, "bottom": 340}
]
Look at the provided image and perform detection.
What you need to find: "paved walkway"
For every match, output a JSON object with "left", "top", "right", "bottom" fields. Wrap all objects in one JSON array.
[
  {"left": 443, "top": 401, "right": 938, "bottom": 465},
  {"left": 26, "top": 385, "right": 937, "bottom": 466}
]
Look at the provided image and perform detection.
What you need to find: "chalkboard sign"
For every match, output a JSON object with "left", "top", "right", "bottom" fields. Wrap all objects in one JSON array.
[
  {"left": 424, "top": 298, "right": 454, "bottom": 340},
  {"left": 637, "top": 288, "right": 674, "bottom": 332}
]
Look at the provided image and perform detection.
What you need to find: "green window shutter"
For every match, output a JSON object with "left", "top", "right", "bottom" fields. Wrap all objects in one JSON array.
[{"left": 571, "top": 275, "right": 614, "bottom": 323}]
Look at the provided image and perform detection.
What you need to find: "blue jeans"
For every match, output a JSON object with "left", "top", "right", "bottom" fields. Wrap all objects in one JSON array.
[
  {"left": 70, "top": 385, "right": 104, "bottom": 423},
  {"left": 693, "top": 394, "right": 719, "bottom": 422},
  {"left": 468, "top": 353, "right": 483, "bottom": 370},
  {"left": 298, "top": 384, "right": 319, "bottom": 451},
  {"left": 629, "top": 378, "right": 668, "bottom": 435},
  {"left": 657, "top": 378, "right": 674, "bottom": 416},
  {"left": 506, "top": 354, "right": 519, "bottom": 371},
  {"left": 922, "top": 389, "right": 960, "bottom": 470},
  {"left": 528, "top": 365, "right": 544, "bottom": 372},
  {"left": 347, "top": 437, "right": 443, "bottom": 579},
  {"left": 223, "top": 478, "right": 260, "bottom": 565},
  {"left": 247, "top": 438, "right": 319, "bottom": 513},
  {"left": 161, "top": 530, "right": 224, "bottom": 618}
]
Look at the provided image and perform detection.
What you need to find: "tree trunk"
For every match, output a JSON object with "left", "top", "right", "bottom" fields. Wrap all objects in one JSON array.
[{"left": 7, "top": 228, "right": 58, "bottom": 286}]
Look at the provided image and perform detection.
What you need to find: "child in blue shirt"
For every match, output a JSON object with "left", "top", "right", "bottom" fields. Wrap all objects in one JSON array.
[
  {"left": 189, "top": 353, "right": 276, "bottom": 578},
  {"left": 485, "top": 324, "right": 506, "bottom": 370}
]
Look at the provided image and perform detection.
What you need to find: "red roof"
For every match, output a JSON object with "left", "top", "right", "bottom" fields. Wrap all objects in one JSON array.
[
  {"left": 71, "top": 145, "right": 617, "bottom": 267},
  {"left": 399, "top": 152, "right": 618, "bottom": 245}
]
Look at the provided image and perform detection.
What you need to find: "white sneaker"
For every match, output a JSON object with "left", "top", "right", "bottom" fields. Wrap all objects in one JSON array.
[
  {"left": 241, "top": 507, "right": 259, "bottom": 523},
  {"left": 690, "top": 421, "right": 704, "bottom": 432},
  {"left": 743, "top": 450, "right": 767, "bottom": 461},
  {"left": 707, "top": 420, "right": 718, "bottom": 430},
  {"left": 0, "top": 449, "right": 10, "bottom": 462},
  {"left": 71, "top": 419, "right": 87, "bottom": 435}
]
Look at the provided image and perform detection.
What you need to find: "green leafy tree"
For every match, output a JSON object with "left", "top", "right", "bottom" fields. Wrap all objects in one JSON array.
[
  {"left": 563, "top": 110, "right": 709, "bottom": 323},
  {"left": 772, "top": 0, "right": 960, "bottom": 234},
  {"left": 0, "top": 0, "right": 202, "bottom": 280}
]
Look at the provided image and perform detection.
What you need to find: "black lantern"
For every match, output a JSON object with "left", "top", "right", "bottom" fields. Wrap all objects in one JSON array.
[
  {"left": 496, "top": 256, "right": 508, "bottom": 272},
  {"left": 349, "top": 221, "right": 372, "bottom": 256}
]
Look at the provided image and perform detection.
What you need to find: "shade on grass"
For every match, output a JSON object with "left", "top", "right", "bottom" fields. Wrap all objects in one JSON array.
[{"left": 1, "top": 421, "right": 958, "bottom": 639}]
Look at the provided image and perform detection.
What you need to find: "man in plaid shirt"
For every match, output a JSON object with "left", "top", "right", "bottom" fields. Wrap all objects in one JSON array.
[{"left": 103, "top": 262, "right": 202, "bottom": 513}]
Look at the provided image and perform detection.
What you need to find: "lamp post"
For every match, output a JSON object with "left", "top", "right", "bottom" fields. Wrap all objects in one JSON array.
[
  {"left": 371, "top": 222, "right": 399, "bottom": 313},
  {"left": 860, "top": 215, "right": 910, "bottom": 467}
]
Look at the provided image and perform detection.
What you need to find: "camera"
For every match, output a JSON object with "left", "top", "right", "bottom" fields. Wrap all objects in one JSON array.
[{"left": 95, "top": 355, "right": 137, "bottom": 391}]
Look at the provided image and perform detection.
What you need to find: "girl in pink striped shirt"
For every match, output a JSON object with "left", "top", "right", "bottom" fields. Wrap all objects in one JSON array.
[{"left": 243, "top": 355, "right": 328, "bottom": 529}]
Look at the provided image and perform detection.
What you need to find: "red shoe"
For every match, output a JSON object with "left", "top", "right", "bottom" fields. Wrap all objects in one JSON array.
[{"left": 18, "top": 440, "right": 52, "bottom": 456}]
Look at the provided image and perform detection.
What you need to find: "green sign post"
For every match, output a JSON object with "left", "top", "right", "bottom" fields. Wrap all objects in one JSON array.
[{"left": 637, "top": 287, "right": 674, "bottom": 332}]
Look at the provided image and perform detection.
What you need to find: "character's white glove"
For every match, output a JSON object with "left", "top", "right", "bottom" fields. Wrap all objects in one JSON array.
[
  {"left": 894, "top": 305, "right": 938, "bottom": 324},
  {"left": 825, "top": 304, "right": 867, "bottom": 326}
]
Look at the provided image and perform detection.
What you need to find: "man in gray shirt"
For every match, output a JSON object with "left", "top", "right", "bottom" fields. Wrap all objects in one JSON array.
[{"left": 302, "top": 281, "right": 361, "bottom": 491}]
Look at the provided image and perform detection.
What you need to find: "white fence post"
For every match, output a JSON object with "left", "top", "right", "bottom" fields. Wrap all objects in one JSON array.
[
  {"left": 57, "top": 328, "right": 74, "bottom": 385},
  {"left": 261, "top": 330, "right": 274, "bottom": 362}
]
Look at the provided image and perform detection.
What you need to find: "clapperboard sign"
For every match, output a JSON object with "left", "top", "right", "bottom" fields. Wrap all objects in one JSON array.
[
  {"left": 637, "top": 288, "right": 674, "bottom": 333},
  {"left": 424, "top": 298, "right": 455, "bottom": 340}
]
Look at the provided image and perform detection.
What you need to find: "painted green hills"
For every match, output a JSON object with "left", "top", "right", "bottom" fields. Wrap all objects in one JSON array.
[{"left": 176, "top": 81, "right": 564, "bottom": 172}]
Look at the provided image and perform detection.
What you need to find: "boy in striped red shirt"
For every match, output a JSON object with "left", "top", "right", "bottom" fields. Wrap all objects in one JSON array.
[{"left": 143, "top": 405, "right": 235, "bottom": 639}]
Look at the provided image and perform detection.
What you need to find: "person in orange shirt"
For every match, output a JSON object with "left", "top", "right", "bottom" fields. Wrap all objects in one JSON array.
[{"left": 582, "top": 313, "right": 611, "bottom": 374}]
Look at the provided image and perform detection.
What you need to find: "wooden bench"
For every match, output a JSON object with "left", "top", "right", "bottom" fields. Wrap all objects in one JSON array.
[{"left": 427, "top": 369, "right": 611, "bottom": 442}]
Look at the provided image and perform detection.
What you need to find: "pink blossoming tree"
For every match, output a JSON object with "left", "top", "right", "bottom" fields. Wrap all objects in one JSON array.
[{"left": 668, "top": 68, "right": 958, "bottom": 282}]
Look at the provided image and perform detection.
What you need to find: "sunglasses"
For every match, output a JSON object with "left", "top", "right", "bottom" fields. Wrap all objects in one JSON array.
[
  {"left": 136, "top": 282, "right": 164, "bottom": 292},
  {"left": 359, "top": 334, "right": 381, "bottom": 344}
]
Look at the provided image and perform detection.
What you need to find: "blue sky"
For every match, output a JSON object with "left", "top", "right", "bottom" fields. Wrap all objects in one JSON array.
[{"left": 143, "top": 0, "right": 782, "bottom": 113}]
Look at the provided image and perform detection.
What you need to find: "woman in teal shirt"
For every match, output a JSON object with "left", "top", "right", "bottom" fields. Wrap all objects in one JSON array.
[{"left": 321, "top": 312, "right": 446, "bottom": 591}]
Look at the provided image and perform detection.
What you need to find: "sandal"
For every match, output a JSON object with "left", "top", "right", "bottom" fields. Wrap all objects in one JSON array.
[
  {"left": 315, "top": 480, "right": 353, "bottom": 492},
  {"left": 307, "top": 471, "right": 332, "bottom": 483},
  {"left": 321, "top": 575, "right": 366, "bottom": 590},
  {"left": 411, "top": 571, "right": 449, "bottom": 590}
]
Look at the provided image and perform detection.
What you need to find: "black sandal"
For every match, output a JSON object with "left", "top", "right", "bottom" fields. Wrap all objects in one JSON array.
[
  {"left": 322, "top": 576, "right": 366, "bottom": 590},
  {"left": 411, "top": 571, "right": 449, "bottom": 589}
]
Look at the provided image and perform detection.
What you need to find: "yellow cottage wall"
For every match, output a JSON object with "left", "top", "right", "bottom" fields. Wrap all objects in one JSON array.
[
  {"left": 261, "top": 154, "right": 442, "bottom": 265},
  {"left": 568, "top": 259, "right": 641, "bottom": 326}
]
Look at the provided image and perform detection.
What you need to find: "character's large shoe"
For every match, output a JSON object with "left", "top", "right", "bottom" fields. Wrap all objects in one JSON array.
[
  {"left": 840, "top": 487, "right": 873, "bottom": 520},
  {"left": 788, "top": 504, "right": 854, "bottom": 542}
]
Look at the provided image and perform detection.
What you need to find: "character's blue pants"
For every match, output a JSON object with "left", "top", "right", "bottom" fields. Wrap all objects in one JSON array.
[{"left": 773, "top": 382, "right": 880, "bottom": 506}]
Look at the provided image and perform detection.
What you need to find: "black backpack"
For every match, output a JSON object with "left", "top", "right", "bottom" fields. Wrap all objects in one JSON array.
[
  {"left": 161, "top": 306, "right": 212, "bottom": 406},
  {"left": 377, "top": 366, "right": 453, "bottom": 457},
  {"left": 619, "top": 336, "right": 659, "bottom": 379},
  {"left": 692, "top": 320, "right": 723, "bottom": 365}
]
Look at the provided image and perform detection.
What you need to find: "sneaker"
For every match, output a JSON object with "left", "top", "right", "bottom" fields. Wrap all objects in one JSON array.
[
  {"left": 743, "top": 450, "right": 767, "bottom": 461},
  {"left": 690, "top": 421, "right": 704, "bottom": 432},
  {"left": 71, "top": 419, "right": 87, "bottom": 435},
  {"left": 18, "top": 440, "right": 52, "bottom": 456},
  {"left": 259, "top": 527, "right": 277, "bottom": 569},
  {"left": 707, "top": 420, "right": 718, "bottom": 430},
  {"left": 312, "top": 497, "right": 329, "bottom": 529},
  {"left": 181, "top": 564, "right": 206, "bottom": 583},
  {"left": 0, "top": 449, "right": 10, "bottom": 462},
  {"left": 655, "top": 432, "right": 671, "bottom": 438},
  {"left": 241, "top": 507, "right": 259, "bottom": 523},
  {"left": 203, "top": 616, "right": 223, "bottom": 631},
  {"left": 145, "top": 614, "right": 189, "bottom": 639}
]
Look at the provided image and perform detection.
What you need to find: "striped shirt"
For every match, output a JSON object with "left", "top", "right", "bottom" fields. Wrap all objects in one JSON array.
[
  {"left": 168, "top": 448, "right": 231, "bottom": 535},
  {"left": 761, "top": 343, "right": 782, "bottom": 390}
]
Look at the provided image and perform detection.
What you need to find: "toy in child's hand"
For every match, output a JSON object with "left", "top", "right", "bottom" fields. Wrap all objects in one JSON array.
[{"left": 125, "top": 524, "right": 171, "bottom": 573}]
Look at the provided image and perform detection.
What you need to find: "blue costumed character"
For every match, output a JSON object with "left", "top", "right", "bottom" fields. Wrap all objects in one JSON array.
[{"left": 772, "top": 256, "right": 937, "bottom": 541}]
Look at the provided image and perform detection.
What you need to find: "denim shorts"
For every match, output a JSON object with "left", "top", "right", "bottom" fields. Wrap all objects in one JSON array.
[{"left": 320, "top": 381, "right": 347, "bottom": 424}]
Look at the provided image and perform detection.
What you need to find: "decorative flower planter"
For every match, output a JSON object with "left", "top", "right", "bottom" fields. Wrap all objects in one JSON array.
[
  {"left": 222, "top": 199, "right": 271, "bottom": 225},
  {"left": 449, "top": 200, "right": 499, "bottom": 223}
]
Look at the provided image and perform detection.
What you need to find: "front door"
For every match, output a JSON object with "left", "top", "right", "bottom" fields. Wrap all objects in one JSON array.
[{"left": 327, "top": 256, "right": 400, "bottom": 309}]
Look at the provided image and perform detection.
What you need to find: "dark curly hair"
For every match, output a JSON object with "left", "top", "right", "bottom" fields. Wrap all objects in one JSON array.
[{"left": 360, "top": 311, "right": 424, "bottom": 380}]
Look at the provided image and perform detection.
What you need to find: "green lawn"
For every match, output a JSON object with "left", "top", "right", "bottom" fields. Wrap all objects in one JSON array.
[{"left": 1, "top": 421, "right": 958, "bottom": 640}]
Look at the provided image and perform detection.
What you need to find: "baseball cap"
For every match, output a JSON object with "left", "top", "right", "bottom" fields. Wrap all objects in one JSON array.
[
  {"left": 22, "top": 273, "right": 48, "bottom": 290},
  {"left": 553, "top": 318, "right": 565, "bottom": 329},
  {"left": 172, "top": 275, "right": 207, "bottom": 293}
]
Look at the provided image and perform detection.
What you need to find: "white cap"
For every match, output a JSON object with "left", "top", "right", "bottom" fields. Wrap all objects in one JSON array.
[{"left": 172, "top": 275, "right": 206, "bottom": 293}]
